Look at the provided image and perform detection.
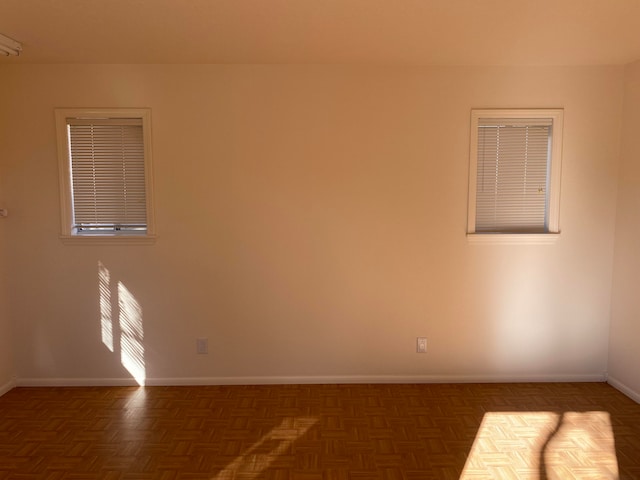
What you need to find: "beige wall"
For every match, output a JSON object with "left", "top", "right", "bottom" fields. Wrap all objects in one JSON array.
[
  {"left": 609, "top": 61, "right": 640, "bottom": 399},
  {"left": 0, "top": 64, "right": 624, "bottom": 384},
  {"left": 0, "top": 76, "right": 14, "bottom": 389},
  {"left": 0, "top": 216, "right": 12, "bottom": 390}
]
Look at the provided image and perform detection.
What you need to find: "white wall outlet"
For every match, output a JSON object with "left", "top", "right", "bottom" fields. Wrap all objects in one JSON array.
[
  {"left": 417, "top": 337, "right": 427, "bottom": 353},
  {"left": 196, "top": 338, "right": 208, "bottom": 354}
]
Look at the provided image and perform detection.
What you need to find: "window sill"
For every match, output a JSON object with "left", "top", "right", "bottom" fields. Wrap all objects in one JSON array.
[
  {"left": 60, "top": 235, "right": 157, "bottom": 246},
  {"left": 466, "top": 233, "right": 560, "bottom": 245}
]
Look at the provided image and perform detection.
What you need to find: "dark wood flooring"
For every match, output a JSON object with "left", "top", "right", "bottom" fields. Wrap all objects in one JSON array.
[{"left": 1, "top": 382, "right": 639, "bottom": 479}]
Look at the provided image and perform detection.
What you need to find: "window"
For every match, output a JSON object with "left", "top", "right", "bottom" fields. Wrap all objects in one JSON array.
[
  {"left": 55, "top": 108, "right": 155, "bottom": 244},
  {"left": 467, "top": 109, "right": 563, "bottom": 244}
]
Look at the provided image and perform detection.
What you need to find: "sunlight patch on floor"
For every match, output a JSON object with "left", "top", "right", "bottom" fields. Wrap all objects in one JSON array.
[
  {"left": 461, "top": 411, "right": 618, "bottom": 479},
  {"left": 213, "top": 417, "right": 317, "bottom": 479}
]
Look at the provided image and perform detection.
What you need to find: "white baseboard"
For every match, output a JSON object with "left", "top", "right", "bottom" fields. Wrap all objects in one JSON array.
[
  {"left": 146, "top": 373, "right": 607, "bottom": 386},
  {"left": 0, "top": 377, "right": 15, "bottom": 396},
  {"left": 607, "top": 376, "right": 640, "bottom": 404},
  {"left": 16, "top": 377, "right": 140, "bottom": 387},
  {"left": 16, "top": 372, "right": 607, "bottom": 388}
]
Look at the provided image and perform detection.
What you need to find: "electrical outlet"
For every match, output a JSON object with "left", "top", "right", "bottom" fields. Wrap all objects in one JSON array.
[
  {"left": 196, "top": 338, "right": 208, "bottom": 354},
  {"left": 417, "top": 337, "right": 427, "bottom": 353}
]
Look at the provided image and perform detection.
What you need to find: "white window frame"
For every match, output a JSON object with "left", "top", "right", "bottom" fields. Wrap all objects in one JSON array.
[
  {"left": 55, "top": 108, "right": 156, "bottom": 245},
  {"left": 466, "top": 108, "right": 564, "bottom": 245}
]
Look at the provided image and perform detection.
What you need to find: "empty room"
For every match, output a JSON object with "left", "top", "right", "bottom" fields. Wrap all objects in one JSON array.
[{"left": 1, "top": 0, "right": 640, "bottom": 478}]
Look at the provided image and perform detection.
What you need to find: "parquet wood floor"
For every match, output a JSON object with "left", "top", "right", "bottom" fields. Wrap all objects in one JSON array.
[{"left": 1, "top": 382, "right": 639, "bottom": 479}]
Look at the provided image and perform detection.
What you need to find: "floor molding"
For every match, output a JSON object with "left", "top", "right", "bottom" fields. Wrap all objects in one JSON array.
[
  {"left": 16, "top": 373, "right": 607, "bottom": 387},
  {"left": 0, "top": 377, "right": 16, "bottom": 397},
  {"left": 146, "top": 373, "right": 607, "bottom": 386},
  {"left": 607, "top": 376, "right": 640, "bottom": 404},
  {"left": 16, "top": 377, "right": 140, "bottom": 387}
]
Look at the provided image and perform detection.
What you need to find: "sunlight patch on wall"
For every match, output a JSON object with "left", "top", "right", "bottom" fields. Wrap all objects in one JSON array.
[
  {"left": 118, "top": 281, "right": 146, "bottom": 386},
  {"left": 213, "top": 417, "right": 317, "bottom": 479},
  {"left": 99, "top": 261, "right": 113, "bottom": 352},
  {"left": 461, "top": 411, "right": 618, "bottom": 479},
  {"left": 98, "top": 261, "right": 146, "bottom": 386}
]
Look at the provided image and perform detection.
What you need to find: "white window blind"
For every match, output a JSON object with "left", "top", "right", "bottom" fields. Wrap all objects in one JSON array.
[
  {"left": 475, "top": 117, "right": 552, "bottom": 233},
  {"left": 67, "top": 118, "right": 148, "bottom": 235}
]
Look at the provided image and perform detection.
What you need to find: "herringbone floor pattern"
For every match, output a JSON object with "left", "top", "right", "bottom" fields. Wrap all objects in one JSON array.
[{"left": 0, "top": 383, "right": 639, "bottom": 479}]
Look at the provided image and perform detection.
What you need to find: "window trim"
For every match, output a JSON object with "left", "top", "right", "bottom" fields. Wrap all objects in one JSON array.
[
  {"left": 55, "top": 108, "right": 156, "bottom": 245},
  {"left": 466, "top": 108, "right": 564, "bottom": 244}
]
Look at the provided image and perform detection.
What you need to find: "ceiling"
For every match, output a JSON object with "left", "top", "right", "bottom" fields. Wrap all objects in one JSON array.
[{"left": 2, "top": 0, "right": 640, "bottom": 66}]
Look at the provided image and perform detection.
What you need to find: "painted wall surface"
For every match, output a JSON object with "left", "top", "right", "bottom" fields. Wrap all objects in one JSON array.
[
  {"left": 0, "top": 240, "right": 11, "bottom": 390},
  {"left": 609, "top": 61, "right": 640, "bottom": 397},
  {"left": 0, "top": 74, "right": 14, "bottom": 389},
  {"left": 0, "top": 211, "right": 13, "bottom": 391},
  {"left": 0, "top": 64, "right": 623, "bottom": 384},
  {"left": 0, "top": 233, "right": 12, "bottom": 390}
]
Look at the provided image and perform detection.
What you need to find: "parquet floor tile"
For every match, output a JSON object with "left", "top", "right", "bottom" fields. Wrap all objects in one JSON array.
[{"left": 0, "top": 383, "right": 639, "bottom": 479}]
